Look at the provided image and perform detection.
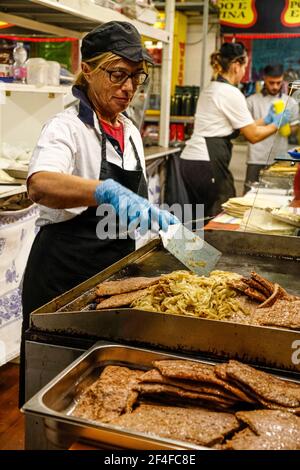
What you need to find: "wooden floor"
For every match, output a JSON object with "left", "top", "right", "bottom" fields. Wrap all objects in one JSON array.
[{"left": 0, "top": 363, "right": 24, "bottom": 450}]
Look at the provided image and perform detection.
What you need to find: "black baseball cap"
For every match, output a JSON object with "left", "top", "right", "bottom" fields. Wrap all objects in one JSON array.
[{"left": 81, "top": 21, "right": 154, "bottom": 64}]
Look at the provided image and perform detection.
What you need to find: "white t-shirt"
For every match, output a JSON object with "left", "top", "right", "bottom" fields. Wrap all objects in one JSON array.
[
  {"left": 28, "top": 106, "right": 146, "bottom": 226},
  {"left": 180, "top": 81, "right": 254, "bottom": 161},
  {"left": 246, "top": 92, "right": 299, "bottom": 164}
]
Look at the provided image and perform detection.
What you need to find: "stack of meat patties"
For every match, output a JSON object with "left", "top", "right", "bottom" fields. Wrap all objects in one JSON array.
[
  {"left": 228, "top": 271, "right": 300, "bottom": 330},
  {"left": 73, "top": 359, "right": 300, "bottom": 449},
  {"left": 95, "top": 276, "right": 161, "bottom": 310}
]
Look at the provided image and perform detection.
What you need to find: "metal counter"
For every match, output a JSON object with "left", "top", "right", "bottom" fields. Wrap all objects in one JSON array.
[{"left": 23, "top": 341, "right": 300, "bottom": 450}]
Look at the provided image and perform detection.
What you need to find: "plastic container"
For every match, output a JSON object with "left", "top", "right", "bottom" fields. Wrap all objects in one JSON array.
[
  {"left": 13, "top": 42, "right": 27, "bottom": 83},
  {"left": 26, "top": 58, "right": 48, "bottom": 87},
  {"left": 273, "top": 99, "right": 291, "bottom": 137},
  {"left": 47, "top": 61, "right": 60, "bottom": 86}
]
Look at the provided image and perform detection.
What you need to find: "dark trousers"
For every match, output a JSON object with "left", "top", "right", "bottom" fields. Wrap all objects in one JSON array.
[{"left": 180, "top": 159, "right": 217, "bottom": 218}]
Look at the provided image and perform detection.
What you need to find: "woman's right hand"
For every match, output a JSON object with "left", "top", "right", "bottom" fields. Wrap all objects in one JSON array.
[
  {"left": 271, "top": 109, "right": 291, "bottom": 128},
  {"left": 263, "top": 104, "right": 275, "bottom": 125},
  {"left": 263, "top": 104, "right": 291, "bottom": 128},
  {"left": 94, "top": 179, "right": 179, "bottom": 232}
]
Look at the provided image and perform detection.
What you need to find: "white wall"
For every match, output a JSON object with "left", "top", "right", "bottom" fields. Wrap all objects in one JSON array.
[{"left": 184, "top": 22, "right": 218, "bottom": 89}]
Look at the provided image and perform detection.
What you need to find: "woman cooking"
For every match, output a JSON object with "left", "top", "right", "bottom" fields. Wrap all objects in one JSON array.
[
  {"left": 180, "top": 41, "right": 290, "bottom": 217},
  {"left": 20, "top": 21, "right": 177, "bottom": 405}
]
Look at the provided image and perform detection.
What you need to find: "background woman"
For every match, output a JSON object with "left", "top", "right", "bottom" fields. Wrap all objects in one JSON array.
[{"left": 180, "top": 42, "right": 289, "bottom": 217}]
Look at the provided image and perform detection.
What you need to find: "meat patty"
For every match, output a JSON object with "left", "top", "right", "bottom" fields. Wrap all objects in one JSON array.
[
  {"left": 225, "top": 410, "right": 300, "bottom": 450},
  {"left": 258, "top": 283, "right": 289, "bottom": 309},
  {"left": 135, "top": 382, "right": 236, "bottom": 408},
  {"left": 73, "top": 365, "right": 143, "bottom": 422},
  {"left": 225, "top": 427, "right": 288, "bottom": 450},
  {"left": 250, "top": 272, "right": 275, "bottom": 295},
  {"left": 241, "top": 277, "right": 271, "bottom": 298},
  {"left": 236, "top": 409, "right": 300, "bottom": 438},
  {"left": 222, "top": 360, "right": 300, "bottom": 409},
  {"left": 227, "top": 280, "right": 267, "bottom": 303},
  {"left": 139, "top": 368, "right": 242, "bottom": 402},
  {"left": 254, "top": 300, "right": 300, "bottom": 330},
  {"left": 153, "top": 360, "right": 255, "bottom": 403},
  {"left": 96, "top": 288, "right": 149, "bottom": 309},
  {"left": 111, "top": 403, "right": 240, "bottom": 447},
  {"left": 96, "top": 276, "right": 161, "bottom": 296}
]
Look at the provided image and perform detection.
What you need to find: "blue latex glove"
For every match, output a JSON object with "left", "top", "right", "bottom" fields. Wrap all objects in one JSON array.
[
  {"left": 150, "top": 205, "right": 179, "bottom": 232},
  {"left": 95, "top": 179, "right": 178, "bottom": 231},
  {"left": 263, "top": 104, "right": 275, "bottom": 125},
  {"left": 271, "top": 109, "right": 291, "bottom": 128}
]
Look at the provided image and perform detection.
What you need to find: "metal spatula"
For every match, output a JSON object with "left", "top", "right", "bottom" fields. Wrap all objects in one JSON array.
[{"left": 159, "top": 223, "right": 221, "bottom": 276}]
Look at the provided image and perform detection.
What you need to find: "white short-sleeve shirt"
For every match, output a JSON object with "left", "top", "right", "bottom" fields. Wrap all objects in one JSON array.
[
  {"left": 28, "top": 88, "right": 146, "bottom": 226},
  {"left": 180, "top": 81, "right": 254, "bottom": 161}
]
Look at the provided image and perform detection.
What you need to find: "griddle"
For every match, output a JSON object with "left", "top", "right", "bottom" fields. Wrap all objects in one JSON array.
[{"left": 30, "top": 230, "right": 300, "bottom": 373}]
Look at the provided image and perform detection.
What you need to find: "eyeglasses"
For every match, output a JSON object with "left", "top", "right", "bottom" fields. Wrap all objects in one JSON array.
[{"left": 100, "top": 67, "right": 148, "bottom": 86}]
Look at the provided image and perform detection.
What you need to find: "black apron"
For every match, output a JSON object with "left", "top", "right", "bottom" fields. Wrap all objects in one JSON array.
[
  {"left": 204, "top": 129, "right": 238, "bottom": 215},
  {"left": 20, "top": 124, "right": 147, "bottom": 406},
  {"left": 204, "top": 75, "right": 239, "bottom": 214}
]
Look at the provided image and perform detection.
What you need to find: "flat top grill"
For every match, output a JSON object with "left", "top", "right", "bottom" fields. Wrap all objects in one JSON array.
[{"left": 29, "top": 231, "right": 300, "bottom": 373}]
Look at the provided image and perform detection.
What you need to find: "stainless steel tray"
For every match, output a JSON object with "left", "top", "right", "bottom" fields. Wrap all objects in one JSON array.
[
  {"left": 22, "top": 342, "right": 214, "bottom": 450},
  {"left": 30, "top": 230, "right": 300, "bottom": 373}
]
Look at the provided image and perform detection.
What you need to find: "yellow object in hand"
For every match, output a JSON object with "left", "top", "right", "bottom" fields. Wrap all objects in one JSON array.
[{"left": 273, "top": 99, "right": 291, "bottom": 137}]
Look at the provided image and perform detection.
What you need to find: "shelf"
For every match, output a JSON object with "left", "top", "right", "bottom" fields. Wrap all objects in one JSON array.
[
  {"left": 145, "top": 114, "right": 194, "bottom": 123},
  {"left": 0, "top": 81, "right": 70, "bottom": 152},
  {"left": 0, "top": 0, "right": 175, "bottom": 149},
  {"left": 0, "top": 83, "right": 72, "bottom": 94},
  {"left": 0, "top": 0, "right": 170, "bottom": 42},
  {"left": 144, "top": 145, "right": 181, "bottom": 161}
]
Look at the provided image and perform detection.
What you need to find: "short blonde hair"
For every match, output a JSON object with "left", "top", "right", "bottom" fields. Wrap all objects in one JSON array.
[{"left": 75, "top": 52, "right": 148, "bottom": 88}]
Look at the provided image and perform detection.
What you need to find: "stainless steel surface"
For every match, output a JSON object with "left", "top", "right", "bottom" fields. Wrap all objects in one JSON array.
[
  {"left": 159, "top": 224, "right": 221, "bottom": 276},
  {"left": 25, "top": 341, "right": 86, "bottom": 450},
  {"left": 25, "top": 342, "right": 85, "bottom": 402},
  {"left": 30, "top": 231, "right": 300, "bottom": 372},
  {"left": 23, "top": 342, "right": 212, "bottom": 450}
]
